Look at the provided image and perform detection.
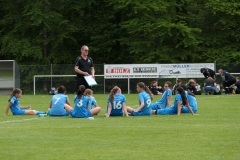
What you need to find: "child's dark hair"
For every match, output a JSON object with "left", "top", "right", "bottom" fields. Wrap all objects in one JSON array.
[
  {"left": 137, "top": 82, "right": 153, "bottom": 100},
  {"left": 180, "top": 84, "right": 186, "bottom": 90},
  {"left": 177, "top": 79, "right": 182, "bottom": 83},
  {"left": 9, "top": 88, "right": 22, "bottom": 101},
  {"left": 76, "top": 85, "right": 86, "bottom": 100},
  {"left": 180, "top": 84, "right": 195, "bottom": 97},
  {"left": 57, "top": 85, "right": 66, "bottom": 94},
  {"left": 176, "top": 87, "right": 187, "bottom": 105}
]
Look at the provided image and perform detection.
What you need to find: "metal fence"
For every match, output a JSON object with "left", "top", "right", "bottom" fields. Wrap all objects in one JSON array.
[{"left": 18, "top": 63, "right": 240, "bottom": 95}]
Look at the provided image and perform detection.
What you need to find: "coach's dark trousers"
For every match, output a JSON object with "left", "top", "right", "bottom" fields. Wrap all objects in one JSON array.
[{"left": 76, "top": 76, "right": 91, "bottom": 93}]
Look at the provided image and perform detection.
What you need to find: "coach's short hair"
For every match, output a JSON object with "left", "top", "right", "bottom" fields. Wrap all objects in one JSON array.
[{"left": 81, "top": 45, "right": 88, "bottom": 50}]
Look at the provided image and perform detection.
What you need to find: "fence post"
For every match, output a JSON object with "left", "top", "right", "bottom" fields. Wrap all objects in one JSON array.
[{"left": 51, "top": 63, "right": 52, "bottom": 89}]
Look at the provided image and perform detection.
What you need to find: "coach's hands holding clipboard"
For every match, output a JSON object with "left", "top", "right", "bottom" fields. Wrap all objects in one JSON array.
[{"left": 84, "top": 75, "right": 97, "bottom": 87}]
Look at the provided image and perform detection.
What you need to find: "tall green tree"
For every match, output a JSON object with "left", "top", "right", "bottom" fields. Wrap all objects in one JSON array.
[
  {"left": 0, "top": 0, "right": 87, "bottom": 64},
  {"left": 78, "top": 0, "right": 135, "bottom": 64},
  {"left": 199, "top": 0, "right": 240, "bottom": 63},
  {"left": 107, "top": 0, "right": 202, "bottom": 63},
  {"left": 1, "top": 0, "right": 240, "bottom": 65}
]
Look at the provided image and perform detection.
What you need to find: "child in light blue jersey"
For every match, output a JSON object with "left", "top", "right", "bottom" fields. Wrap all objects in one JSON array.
[
  {"left": 151, "top": 81, "right": 172, "bottom": 111},
  {"left": 181, "top": 93, "right": 198, "bottom": 114},
  {"left": 48, "top": 85, "right": 71, "bottom": 116},
  {"left": 153, "top": 87, "right": 195, "bottom": 116},
  {"left": 85, "top": 89, "right": 98, "bottom": 110},
  {"left": 5, "top": 88, "right": 45, "bottom": 116},
  {"left": 106, "top": 86, "right": 129, "bottom": 117},
  {"left": 127, "top": 82, "right": 153, "bottom": 116},
  {"left": 64, "top": 85, "right": 101, "bottom": 118},
  {"left": 179, "top": 84, "right": 198, "bottom": 114}
]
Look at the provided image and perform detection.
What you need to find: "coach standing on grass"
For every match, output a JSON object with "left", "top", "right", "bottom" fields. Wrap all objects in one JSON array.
[{"left": 75, "top": 45, "right": 95, "bottom": 92}]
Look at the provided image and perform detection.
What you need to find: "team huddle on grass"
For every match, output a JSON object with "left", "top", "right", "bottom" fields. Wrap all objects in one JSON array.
[
  {"left": 5, "top": 81, "right": 197, "bottom": 117},
  {"left": 6, "top": 67, "right": 239, "bottom": 118}
]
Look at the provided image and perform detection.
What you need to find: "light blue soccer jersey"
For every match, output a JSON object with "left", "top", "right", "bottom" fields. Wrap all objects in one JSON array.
[
  {"left": 185, "top": 91, "right": 188, "bottom": 97},
  {"left": 72, "top": 95, "right": 90, "bottom": 118},
  {"left": 132, "top": 91, "right": 152, "bottom": 116},
  {"left": 107, "top": 94, "right": 126, "bottom": 116},
  {"left": 157, "top": 94, "right": 182, "bottom": 115},
  {"left": 49, "top": 93, "right": 68, "bottom": 116},
  {"left": 88, "top": 96, "right": 97, "bottom": 110},
  {"left": 188, "top": 94, "right": 198, "bottom": 112},
  {"left": 9, "top": 96, "right": 22, "bottom": 115},
  {"left": 181, "top": 94, "right": 198, "bottom": 113},
  {"left": 151, "top": 89, "right": 172, "bottom": 110}
]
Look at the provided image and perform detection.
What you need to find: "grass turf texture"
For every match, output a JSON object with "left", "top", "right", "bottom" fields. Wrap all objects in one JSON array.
[
  {"left": 0, "top": 94, "right": 239, "bottom": 160},
  {"left": 0, "top": 70, "right": 13, "bottom": 78}
]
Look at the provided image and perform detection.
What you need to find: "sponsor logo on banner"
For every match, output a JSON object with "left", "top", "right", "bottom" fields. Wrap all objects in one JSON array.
[
  {"left": 106, "top": 66, "right": 130, "bottom": 73},
  {"left": 133, "top": 67, "right": 157, "bottom": 73},
  {"left": 173, "top": 64, "right": 190, "bottom": 68},
  {"left": 161, "top": 64, "right": 214, "bottom": 69},
  {"left": 104, "top": 63, "right": 215, "bottom": 79}
]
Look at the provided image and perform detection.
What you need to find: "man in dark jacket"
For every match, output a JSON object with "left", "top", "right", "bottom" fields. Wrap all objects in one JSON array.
[
  {"left": 200, "top": 68, "right": 216, "bottom": 80},
  {"left": 218, "top": 69, "right": 236, "bottom": 94}
]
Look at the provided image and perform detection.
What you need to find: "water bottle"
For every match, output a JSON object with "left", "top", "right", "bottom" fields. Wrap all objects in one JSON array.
[
  {"left": 38, "top": 114, "right": 47, "bottom": 117},
  {"left": 88, "top": 117, "right": 94, "bottom": 120}
]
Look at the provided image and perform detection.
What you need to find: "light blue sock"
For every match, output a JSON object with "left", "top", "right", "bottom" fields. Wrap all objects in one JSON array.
[{"left": 36, "top": 111, "right": 46, "bottom": 115}]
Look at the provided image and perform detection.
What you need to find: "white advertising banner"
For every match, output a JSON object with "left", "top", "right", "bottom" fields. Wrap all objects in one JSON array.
[{"left": 104, "top": 63, "right": 215, "bottom": 79}]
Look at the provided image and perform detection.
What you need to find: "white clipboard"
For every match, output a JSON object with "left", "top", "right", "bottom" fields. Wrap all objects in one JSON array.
[{"left": 84, "top": 76, "right": 98, "bottom": 86}]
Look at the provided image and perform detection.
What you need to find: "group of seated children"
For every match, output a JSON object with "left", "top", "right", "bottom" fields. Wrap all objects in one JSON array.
[
  {"left": 5, "top": 81, "right": 197, "bottom": 118},
  {"left": 106, "top": 81, "right": 196, "bottom": 117},
  {"left": 5, "top": 86, "right": 101, "bottom": 118},
  {"left": 46, "top": 85, "right": 101, "bottom": 118},
  {"left": 151, "top": 81, "right": 197, "bottom": 116},
  {"left": 172, "top": 78, "right": 220, "bottom": 95}
]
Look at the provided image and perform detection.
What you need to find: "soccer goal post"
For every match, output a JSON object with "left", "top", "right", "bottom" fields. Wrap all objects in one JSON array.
[{"left": 0, "top": 60, "right": 20, "bottom": 94}]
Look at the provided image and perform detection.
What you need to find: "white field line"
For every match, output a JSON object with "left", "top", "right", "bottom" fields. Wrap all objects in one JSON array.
[{"left": 0, "top": 117, "right": 41, "bottom": 124}]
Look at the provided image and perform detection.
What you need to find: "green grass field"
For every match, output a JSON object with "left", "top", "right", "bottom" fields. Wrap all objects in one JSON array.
[
  {"left": 0, "top": 70, "right": 13, "bottom": 78},
  {"left": 0, "top": 94, "right": 239, "bottom": 160}
]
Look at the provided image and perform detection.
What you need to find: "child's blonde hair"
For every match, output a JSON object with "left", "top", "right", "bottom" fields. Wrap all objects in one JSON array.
[
  {"left": 85, "top": 89, "right": 93, "bottom": 97},
  {"left": 109, "top": 86, "right": 121, "bottom": 102}
]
